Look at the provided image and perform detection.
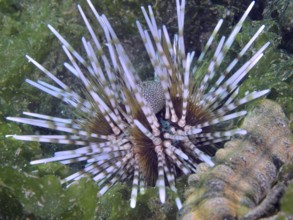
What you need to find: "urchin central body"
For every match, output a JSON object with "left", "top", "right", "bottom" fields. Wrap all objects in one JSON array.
[
  {"left": 129, "top": 83, "right": 215, "bottom": 188},
  {"left": 7, "top": 0, "right": 270, "bottom": 210}
]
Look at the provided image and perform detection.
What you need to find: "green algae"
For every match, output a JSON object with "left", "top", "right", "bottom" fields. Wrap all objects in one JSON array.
[
  {"left": 0, "top": 167, "right": 99, "bottom": 219},
  {"left": 280, "top": 182, "right": 293, "bottom": 216},
  {"left": 95, "top": 184, "right": 179, "bottom": 220},
  {"left": 235, "top": 20, "right": 293, "bottom": 116},
  {"left": 1, "top": 1, "right": 57, "bottom": 102},
  {"left": 0, "top": 123, "right": 40, "bottom": 168},
  {"left": 0, "top": 167, "right": 66, "bottom": 219}
]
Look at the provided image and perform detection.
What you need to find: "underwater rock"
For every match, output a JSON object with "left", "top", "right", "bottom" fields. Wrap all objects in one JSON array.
[{"left": 179, "top": 99, "right": 293, "bottom": 220}]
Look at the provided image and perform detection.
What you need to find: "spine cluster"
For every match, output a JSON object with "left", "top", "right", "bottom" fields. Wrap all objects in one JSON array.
[{"left": 6, "top": 0, "right": 272, "bottom": 209}]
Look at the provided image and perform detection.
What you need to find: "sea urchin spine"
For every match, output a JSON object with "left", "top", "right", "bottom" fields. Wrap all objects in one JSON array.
[{"left": 7, "top": 0, "right": 270, "bottom": 209}]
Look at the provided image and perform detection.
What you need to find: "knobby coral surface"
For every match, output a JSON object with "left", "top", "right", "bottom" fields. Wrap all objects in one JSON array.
[{"left": 180, "top": 99, "right": 293, "bottom": 220}]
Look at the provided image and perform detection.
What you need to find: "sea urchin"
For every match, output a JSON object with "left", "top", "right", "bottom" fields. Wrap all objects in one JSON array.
[{"left": 7, "top": 0, "right": 270, "bottom": 209}]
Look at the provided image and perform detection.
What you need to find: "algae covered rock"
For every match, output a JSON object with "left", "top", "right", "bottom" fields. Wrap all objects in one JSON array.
[{"left": 180, "top": 99, "right": 293, "bottom": 220}]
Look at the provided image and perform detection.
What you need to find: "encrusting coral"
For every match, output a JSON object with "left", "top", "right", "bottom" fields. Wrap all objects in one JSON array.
[{"left": 180, "top": 99, "right": 293, "bottom": 220}]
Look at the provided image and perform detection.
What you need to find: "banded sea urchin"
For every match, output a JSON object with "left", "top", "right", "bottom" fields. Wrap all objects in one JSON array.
[{"left": 7, "top": 0, "right": 270, "bottom": 209}]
